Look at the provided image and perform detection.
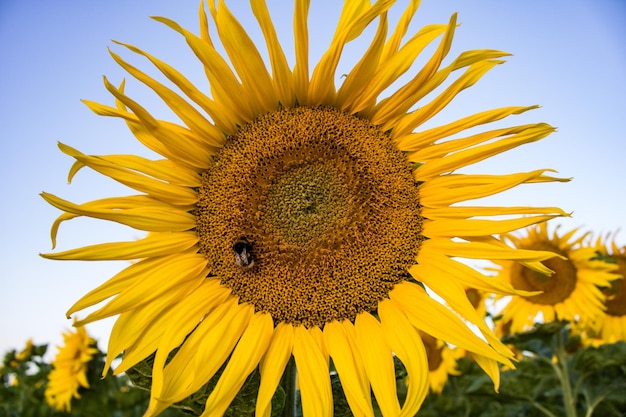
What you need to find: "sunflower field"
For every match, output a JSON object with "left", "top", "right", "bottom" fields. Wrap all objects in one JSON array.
[{"left": 2, "top": 0, "right": 625, "bottom": 416}]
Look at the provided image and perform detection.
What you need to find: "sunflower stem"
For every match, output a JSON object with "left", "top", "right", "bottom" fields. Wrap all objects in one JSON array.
[
  {"left": 280, "top": 357, "right": 300, "bottom": 417},
  {"left": 553, "top": 328, "right": 578, "bottom": 417}
]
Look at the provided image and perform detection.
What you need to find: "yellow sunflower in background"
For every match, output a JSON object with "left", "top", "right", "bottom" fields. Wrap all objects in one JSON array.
[
  {"left": 584, "top": 235, "right": 626, "bottom": 344},
  {"left": 41, "top": 1, "right": 569, "bottom": 416},
  {"left": 45, "top": 325, "right": 98, "bottom": 412},
  {"left": 419, "top": 332, "right": 463, "bottom": 394},
  {"left": 491, "top": 223, "right": 619, "bottom": 334},
  {"left": 15, "top": 338, "right": 34, "bottom": 363}
]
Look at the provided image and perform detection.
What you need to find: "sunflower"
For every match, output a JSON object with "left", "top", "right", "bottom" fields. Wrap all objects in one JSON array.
[
  {"left": 41, "top": 1, "right": 569, "bottom": 416},
  {"left": 45, "top": 325, "right": 98, "bottom": 412},
  {"left": 582, "top": 235, "right": 626, "bottom": 344},
  {"left": 15, "top": 338, "right": 34, "bottom": 363},
  {"left": 490, "top": 223, "right": 619, "bottom": 334}
]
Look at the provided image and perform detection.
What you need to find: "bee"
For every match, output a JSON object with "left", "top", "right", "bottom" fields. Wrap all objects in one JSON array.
[{"left": 233, "top": 238, "right": 254, "bottom": 268}]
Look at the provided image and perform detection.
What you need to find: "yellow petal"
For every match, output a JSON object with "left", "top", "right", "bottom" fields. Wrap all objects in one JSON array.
[
  {"left": 410, "top": 263, "right": 512, "bottom": 358},
  {"left": 293, "top": 0, "right": 310, "bottom": 101},
  {"left": 101, "top": 77, "right": 215, "bottom": 168},
  {"left": 82, "top": 98, "right": 138, "bottom": 123},
  {"left": 111, "top": 278, "right": 206, "bottom": 375},
  {"left": 208, "top": 0, "right": 276, "bottom": 113},
  {"left": 417, "top": 251, "right": 539, "bottom": 297},
  {"left": 112, "top": 40, "right": 238, "bottom": 134},
  {"left": 390, "top": 282, "right": 511, "bottom": 365},
  {"left": 422, "top": 205, "right": 570, "bottom": 220},
  {"left": 354, "top": 312, "right": 400, "bottom": 417},
  {"left": 423, "top": 215, "right": 560, "bottom": 238},
  {"left": 421, "top": 238, "right": 564, "bottom": 263},
  {"left": 41, "top": 192, "right": 196, "bottom": 233},
  {"left": 158, "top": 301, "right": 253, "bottom": 404},
  {"left": 377, "top": 49, "right": 511, "bottom": 129},
  {"left": 108, "top": 48, "right": 225, "bottom": 148},
  {"left": 413, "top": 123, "right": 555, "bottom": 180},
  {"left": 378, "top": 300, "right": 429, "bottom": 417},
  {"left": 469, "top": 353, "right": 502, "bottom": 392},
  {"left": 419, "top": 169, "right": 562, "bottom": 208},
  {"left": 41, "top": 231, "right": 198, "bottom": 261},
  {"left": 336, "top": 12, "right": 388, "bottom": 111},
  {"left": 406, "top": 124, "right": 535, "bottom": 162},
  {"left": 293, "top": 326, "right": 333, "bottom": 417},
  {"left": 66, "top": 250, "right": 196, "bottom": 315},
  {"left": 323, "top": 321, "right": 374, "bottom": 417},
  {"left": 394, "top": 105, "right": 538, "bottom": 152},
  {"left": 257, "top": 323, "right": 294, "bottom": 417},
  {"left": 102, "top": 282, "right": 202, "bottom": 376},
  {"left": 350, "top": 22, "right": 447, "bottom": 114},
  {"left": 393, "top": 59, "right": 502, "bottom": 137},
  {"left": 85, "top": 87, "right": 191, "bottom": 164},
  {"left": 379, "top": 0, "right": 421, "bottom": 62},
  {"left": 152, "top": 15, "right": 253, "bottom": 121},
  {"left": 250, "top": 0, "right": 295, "bottom": 106},
  {"left": 150, "top": 280, "right": 232, "bottom": 403},
  {"left": 202, "top": 312, "right": 274, "bottom": 416},
  {"left": 83, "top": 155, "right": 201, "bottom": 187},
  {"left": 370, "top": 14, "right": 456, "bottom": 124},
  {"left": 77, "top": 254, "right": 207, "bottom": 324},
  {"left": 58, "top": 142, "right": 198, "bottom": 206},
  {"left": 308, "top": 0, "right": 394, "bottom": 105}
]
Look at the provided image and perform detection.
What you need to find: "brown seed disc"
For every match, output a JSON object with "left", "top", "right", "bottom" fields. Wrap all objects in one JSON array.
[{"left": 196, "top": 106, "right": 423, "bottom": 327}]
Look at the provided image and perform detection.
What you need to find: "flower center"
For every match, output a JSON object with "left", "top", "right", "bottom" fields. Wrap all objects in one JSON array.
[
  {"left": 510, "top": 242, "right": 577, "bottom": 305},
  {"left": 264, "top": 162, "right": 350, "bottom": 248},
  {"left": 604, "top": 257, "right": 626, "bottom": 316},
  {"left": 196, "top": 106, "right": 423, "bottom": 327}
]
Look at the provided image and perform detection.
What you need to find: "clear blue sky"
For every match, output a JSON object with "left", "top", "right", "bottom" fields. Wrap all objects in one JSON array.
[{"left": 1, "top": 0, "right": 625, "bottom": 356}]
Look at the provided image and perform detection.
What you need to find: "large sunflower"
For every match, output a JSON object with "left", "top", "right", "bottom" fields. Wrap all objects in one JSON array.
[
  {"left": 490, "top": 223, "right": 619, "bottom": 334},
  {"left": 42, "top": 1, "right": 569, "bottom": 416},
  {"left": 45, "top": 325, "right": 98, "bottom": 412}
]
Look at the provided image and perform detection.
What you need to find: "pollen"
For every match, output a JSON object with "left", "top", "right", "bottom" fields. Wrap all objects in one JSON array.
[{"left": 196, "top": 106, "right": 423, "bottom": 327}]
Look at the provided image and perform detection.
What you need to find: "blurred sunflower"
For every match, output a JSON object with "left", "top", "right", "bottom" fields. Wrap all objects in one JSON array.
[
  {"left": 491, "top": 224, "right": 619, "bottom": 334},
  {"left": 585, "top": 236, "right": 626, "bottom": 344},
  {"left": 419, "top": 332, "right": 462, "bottom": 394},
  {"left": 15, "top": 339, "right": 34, "bottom": 363},
  {"left": 45, "top": 325, "right": 98, "bottom": 412},
  {"left": 42, "top": 1, "right": 569, "bottom": 416}
]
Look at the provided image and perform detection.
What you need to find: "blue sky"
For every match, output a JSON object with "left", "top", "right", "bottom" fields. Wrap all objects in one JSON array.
[{"left": 1, "top": 0, "right": 624, "bottom": 356}]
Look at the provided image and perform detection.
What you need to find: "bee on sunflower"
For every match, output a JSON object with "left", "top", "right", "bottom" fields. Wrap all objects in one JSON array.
[{"left": 42, "top": 1, "right": 570, "bottom": 415}]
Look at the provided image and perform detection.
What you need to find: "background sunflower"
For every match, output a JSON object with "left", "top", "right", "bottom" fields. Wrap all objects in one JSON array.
[
  {"left": 582, "top": 235, "right": 626, "bottom": 344},
  {"left": 490, "top": 223, "right": 620, "bottom": 334},
  {"left": 45, "top": 325, "right": 98, "bottom": 412}
]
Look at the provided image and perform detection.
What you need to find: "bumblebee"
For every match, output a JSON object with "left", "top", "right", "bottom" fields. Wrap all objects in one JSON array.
[{"left": 233, "top": 239, "right": 254, "bottom": 268}]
